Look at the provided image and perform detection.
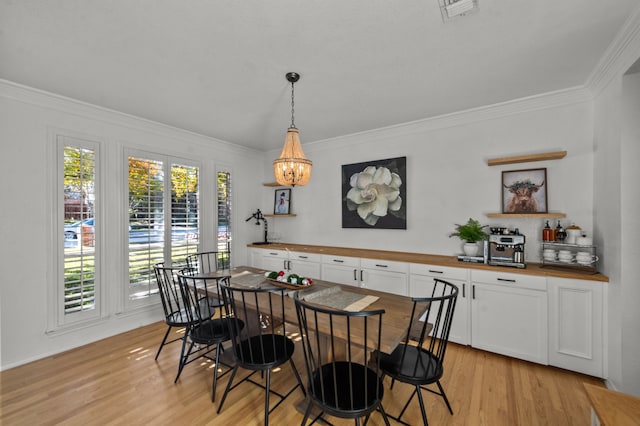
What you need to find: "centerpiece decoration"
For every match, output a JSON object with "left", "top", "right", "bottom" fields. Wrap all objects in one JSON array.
[{"left": 265, "top": 270, "right": 314, "bottom": 289}]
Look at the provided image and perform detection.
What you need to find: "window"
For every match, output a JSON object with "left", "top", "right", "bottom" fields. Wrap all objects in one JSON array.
[
  {"left": 127, "top": 156, "right": 164, "bottom": 301},
  {"left": 58, "top": 137, "right": 100, "bottom": 325},
  {"left": 126, "top": 152, "right": 200, "bottom": 302},
  {"left": 217, "top": 171, "right": 232, "bottom": 256},
  {"left": 170, "top": 163, "right": 200, "bottom": 264}
]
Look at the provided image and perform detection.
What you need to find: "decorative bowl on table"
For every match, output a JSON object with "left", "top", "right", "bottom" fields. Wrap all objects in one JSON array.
[{"left": 264, "top": 271, "right": 314, "bottom": 290}]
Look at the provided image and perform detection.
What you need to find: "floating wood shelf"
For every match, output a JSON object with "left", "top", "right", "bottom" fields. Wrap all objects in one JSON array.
[
  {"left": 263, "top": 182, "right": 291, "bottom": 187},
  {"left": 264, "top": 214, "right": 297, "bottom": 217},
  {"left": 486, "top": 212, "right": 566, "bottom": 219},
  {"left": 487, "top": 150, "right": 567, "bottom": 166}
]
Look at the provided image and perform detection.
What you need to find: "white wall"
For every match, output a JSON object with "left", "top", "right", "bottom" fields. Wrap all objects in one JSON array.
[
  {"left": 591, "top": 7, "right": 640, "bottom": 394},
  {"left": 593, "top": 71, "right": 640, "bottom": 397},
  {"left": 0, "top": 81, "right": 264, "bottom": 369},
  {"left": 593, "top": 76, "right": 624, "bottom": 389},
  {"left": 620, "top": 71, "right": 640, "bottom": 396},
  {"left": 262, "top": 92, "right": 595, "bottom": 261}
]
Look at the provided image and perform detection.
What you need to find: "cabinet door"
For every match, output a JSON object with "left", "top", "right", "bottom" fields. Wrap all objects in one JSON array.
[
  {"left": 410, "top": 273, "right": 469, "bottom": 345},
  {"left": 261, "top": 250, "right": 288, "bottom": 272},
  {"left": 288, "top": 252, "right": 321, "bottom": 278},
  {"left": 248, "top": 248, "right": 263, "bottom": 269},
  {"left": 321, "top": 255, "right": 360, "bottom": 286},
  {"left": 471, "top": 282, "right": 548, "bottom": 364},
  {"left": 548, "top": 278, "right": 603, "bottom": 377},
  {"left": 361, "top": 268, "right": 408, "bottom": 296},
  {"left": 360, "top": 258, "right": 408, "bottom": 296},
  {"left": 321, "top": 263, "right": 360, "bottom": 286}
]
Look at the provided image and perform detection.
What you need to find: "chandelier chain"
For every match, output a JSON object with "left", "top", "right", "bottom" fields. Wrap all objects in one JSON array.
[{"left": 290, "top": 80, "right": 295, "bottom": 128}]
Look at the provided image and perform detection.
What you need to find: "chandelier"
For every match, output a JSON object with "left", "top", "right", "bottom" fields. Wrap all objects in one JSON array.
[{"left": 273, "top": 72, "right": 312, "bottom": 187}]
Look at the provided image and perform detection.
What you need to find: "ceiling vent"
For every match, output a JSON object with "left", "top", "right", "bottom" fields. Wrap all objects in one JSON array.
[{"left": 438, "top": 0, "right": 478, "bottom": 22}]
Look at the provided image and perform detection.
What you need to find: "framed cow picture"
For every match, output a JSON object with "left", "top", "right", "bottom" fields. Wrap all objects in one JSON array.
[{"left": 501, "top": 168, "right": 547, "bottom": 214}]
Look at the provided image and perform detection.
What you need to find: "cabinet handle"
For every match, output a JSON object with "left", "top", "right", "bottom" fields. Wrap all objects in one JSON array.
[
  {"left": 298, "top": 255, "right": 308, "bottom": 259},
  {"left": 462, "top": 283, "right": 466, "bottom": 298},
  {"left": 360, "top": 270, "right": 364, "bottom": 281},
  {"left": 497, "top": 278, "right": 516, "bottom": 283},
  {"left": 472, "top": 284, "right": 475, "bottom": 299},
  {"left": 269, "top": 252, "right": 278, "bottom": 256},
  {"left": 354, "top": 269, "right": 358, "bottom": 281},
  {"left": 428, "top": 270, "right": 444, "bottom": 274},
  {"left": 375, "top": 264, "right": 388, "bottom": 268},
  {"left": 333, "top": 259, "right": 344, "bottom": 263}
]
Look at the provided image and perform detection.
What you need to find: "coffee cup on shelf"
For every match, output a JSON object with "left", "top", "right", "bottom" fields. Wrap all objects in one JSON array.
[{"left": 576, "top": 236, "right": 593, "bottom": 246}]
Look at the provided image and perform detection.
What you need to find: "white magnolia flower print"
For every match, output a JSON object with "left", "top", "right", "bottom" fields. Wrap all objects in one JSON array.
[{"left": 346, "top": 165, "right": 403, "bottom": 226}]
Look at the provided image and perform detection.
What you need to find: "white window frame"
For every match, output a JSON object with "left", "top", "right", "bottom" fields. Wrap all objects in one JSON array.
[
  {"left": 123, "top": 148, "right": 201, "bottom": 311},
  {"left": 48, "top": 134, "right": 104, "bottom": 331},
  {"left": 216, "top": 167, "right": 233, "bottom": 257}
]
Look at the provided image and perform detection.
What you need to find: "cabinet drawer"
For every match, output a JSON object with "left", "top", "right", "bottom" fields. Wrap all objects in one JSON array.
[
  {"left": 409, "top": 263, "right": 469, "bottom": 281},
  {"left": 289, "top": 251, "right": 321, "bottom": 263},
  {"left": 360, "top": 258, "right": 408, "bottom": 273},
  {"left": 262, "top": 250, "right": 288, "bottom": 259},
  {"left": 322, "top": 254, "right": 359, "bottom": 268},
  {"left": 472, "top": 270, "right": 546, "bottom": 291}
]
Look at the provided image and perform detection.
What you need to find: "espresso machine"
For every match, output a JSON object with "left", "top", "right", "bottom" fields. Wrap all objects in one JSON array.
[{"left": 487, "top": 228, "right": 526, "bottom": 268}]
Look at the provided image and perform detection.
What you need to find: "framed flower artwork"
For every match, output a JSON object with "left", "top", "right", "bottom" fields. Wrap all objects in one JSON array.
[{"left": 342, "top": 156, "right": 406, "bottom": 229}]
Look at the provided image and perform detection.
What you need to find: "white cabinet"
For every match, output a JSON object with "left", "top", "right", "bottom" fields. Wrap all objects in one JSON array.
[
  {"left": 258, "top": 248, "right": 289, "bottom": 272},
  {"left": 288, "top": 251, "right": 322, "bottom": 278},
  {"left": 471, "top": 270, "right": 548, "bottom": 364},
  {"left": 249, "top": 248, "right": 321, "bottom": 278},
  {"left": 248, "top": 248, "right": 263, "bottom": 269},
  {"left": 249, "top": 244, "right": 608, "bottom": 376},
  {"left": 409, "top": 263, "right": 470, "bottom": 345},
  {"left": 360, "top": 258, "right": 408, "bottom": 296},
  {"left": 320, "top": 255, "right": 408, "bottom": 295},
  {"left": 548, "top": 277, "right": 604, "bottom": 377},
  {"left": 321, "top": 255, "right": 360, "bottom": 286}
]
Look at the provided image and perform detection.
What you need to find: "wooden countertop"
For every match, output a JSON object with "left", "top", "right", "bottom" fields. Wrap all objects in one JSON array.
[
  {"left": 247, "top": 242, "right": 609, "bottom": 282},
  {"left": 584, "top": 383, "right": 640, "bottom": 425}
]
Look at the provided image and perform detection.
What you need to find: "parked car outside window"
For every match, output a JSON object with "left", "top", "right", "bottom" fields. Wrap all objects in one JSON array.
[{"left": 64, "top": 218, "right": 94, "bottom": 240}]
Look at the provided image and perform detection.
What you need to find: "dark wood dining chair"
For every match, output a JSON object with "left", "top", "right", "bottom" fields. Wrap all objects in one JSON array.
[
  {"left": 153, "top": 263, "right": 196, "bottom": 361},
  {"left": 217, "top": 282, "right": 305, "bottom": 426},
  {"left": 175, "top": 271, "right": 237, "bottom": 402},
  {"left": 294, "top": 293, "right": 390, "bottom": 426},
  {"left": 377, "top": 278, "right": 458, "bottom": 426},
  {"left": 185, "top": 250, "right": 230, "bottom": 274}
]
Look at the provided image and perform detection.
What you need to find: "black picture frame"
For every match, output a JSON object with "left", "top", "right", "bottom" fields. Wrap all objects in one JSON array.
[
  {"left": 501, "top": 168, "right": 548, "bottom": 213},
  {"left": 342, "top": 156, "right": 406, "bottom": 229},
  {"left": 273, "top": 189, "right": 291, "bottom": 215}
]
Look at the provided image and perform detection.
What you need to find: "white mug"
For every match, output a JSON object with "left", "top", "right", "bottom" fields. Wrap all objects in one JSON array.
[
  {"left": 576, "top": 236, "right": 593, "bottom": 246},
  {"left": 576, "top": 255, "right": 598, "bottom": 264}
]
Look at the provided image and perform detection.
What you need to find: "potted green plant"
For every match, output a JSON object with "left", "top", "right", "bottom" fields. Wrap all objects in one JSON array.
[{"left": 449, "top": 218, "right": 488, "bottom": 256}]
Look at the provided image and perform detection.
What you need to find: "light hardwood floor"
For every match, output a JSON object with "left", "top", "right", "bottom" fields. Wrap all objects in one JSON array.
[{"left": 0, "top": 321, "right": 604, "bottom": 425}]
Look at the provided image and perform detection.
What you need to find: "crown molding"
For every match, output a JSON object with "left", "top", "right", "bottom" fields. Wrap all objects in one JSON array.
[
  {"left": 0, "top": 79, "right": 260, "bottom": 156},
  {"left": 306, "top": 85, "right": 592, "bottom": 152},
  {"left": 586, "top": 4, "right": 640, "bottom": 95}
]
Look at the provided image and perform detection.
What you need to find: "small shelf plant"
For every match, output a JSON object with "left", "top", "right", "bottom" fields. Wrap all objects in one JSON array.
[{"left": 449, "top": 218, "right": 488, "bottom": 256}]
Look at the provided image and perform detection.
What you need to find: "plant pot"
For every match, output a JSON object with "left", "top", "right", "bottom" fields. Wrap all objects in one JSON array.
[{"left": 463, "top": 242, "right": 479, "bottom": 256}]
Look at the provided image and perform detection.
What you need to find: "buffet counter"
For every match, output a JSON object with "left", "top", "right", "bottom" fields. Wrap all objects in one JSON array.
[{"left": 247, "top": 242, "right": 608, "bottom": 282}]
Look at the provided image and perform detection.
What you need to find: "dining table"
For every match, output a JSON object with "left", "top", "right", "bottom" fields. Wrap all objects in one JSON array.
[{"left": 192, "top": 265, "right": 416, "bottom": 354}]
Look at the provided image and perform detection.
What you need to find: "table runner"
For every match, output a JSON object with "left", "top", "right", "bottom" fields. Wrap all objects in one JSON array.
[
  {"left": 297, "top": 286, "right": 379, "bottom": 312},
  {"left": 229, "top": 271, "right": 268, "bottom": 288}
]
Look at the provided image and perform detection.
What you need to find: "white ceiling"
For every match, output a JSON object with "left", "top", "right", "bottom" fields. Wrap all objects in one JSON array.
[{"left": 1, "top": 0, "right": 638, "bottom": 151}]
